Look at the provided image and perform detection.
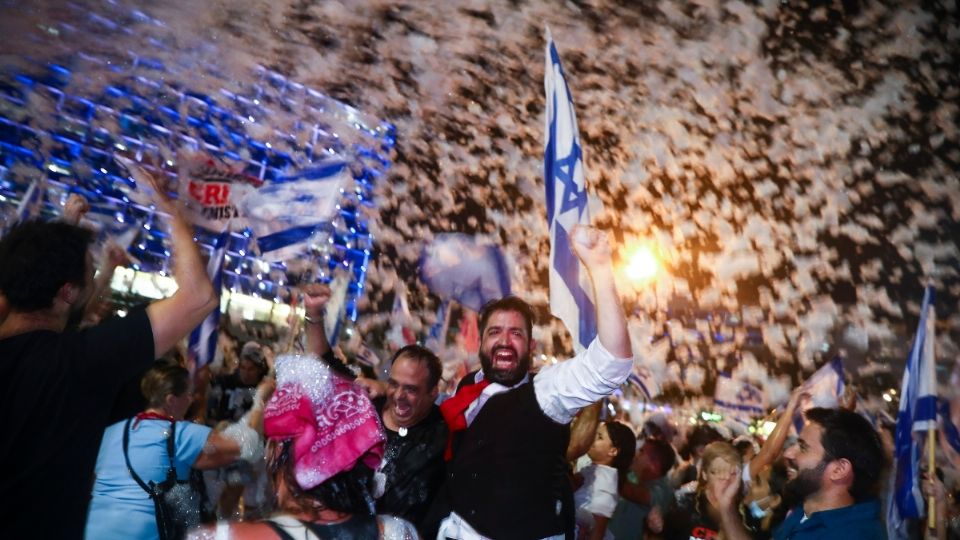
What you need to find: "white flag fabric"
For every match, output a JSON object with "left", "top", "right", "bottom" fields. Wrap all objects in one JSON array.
[
  {"left": 544, "top": 29, "right": 597, "bottom": 351},
  {"left": 238, "top": 159, "right": 348, "bottom": 260},
  {"left": 714, "top": 372, "right": 766, "bottom": 424},
  {"left": 887, "top": 286, "right": 937, "bottom": 539},
  {"left": 791, "top": 357, "right": 845, "bottom": 434}
]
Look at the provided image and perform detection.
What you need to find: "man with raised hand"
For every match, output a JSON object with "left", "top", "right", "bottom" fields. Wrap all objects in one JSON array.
[
  {"left": 434, "top": 223, "right": 633, "bottom": 540},
  {"left": 0, "top": 172, "right": 217, "bottom": 539},
  {"left": 775, "top": 408, "right": 886, "bottom": 539}
]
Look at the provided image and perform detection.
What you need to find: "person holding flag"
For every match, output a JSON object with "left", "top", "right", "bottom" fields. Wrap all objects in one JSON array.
[
  {"left": 887, "top": 286, "right": 939, "bottom": 539},
  {"left": 431, "top": 222, "right": 633, "bottom": 540},
  {"left": 427, "top": 30, "right": 635, "bottom": 539}
]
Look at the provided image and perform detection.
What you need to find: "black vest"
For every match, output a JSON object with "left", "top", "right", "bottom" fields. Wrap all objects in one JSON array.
[{"left": 447, "top": 375, "right": 573, "bottom": 539}]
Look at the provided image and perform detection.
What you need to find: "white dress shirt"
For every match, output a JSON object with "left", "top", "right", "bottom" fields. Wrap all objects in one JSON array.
[{"left": 438, "top": 338, "right": 634, "bottom": 540}]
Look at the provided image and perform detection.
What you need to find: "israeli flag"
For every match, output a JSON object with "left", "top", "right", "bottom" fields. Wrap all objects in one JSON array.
[
  {"left": 188, "top": 232, "right": 229, "bottom": 369},
  {"left": 792, "top": 357, "right": 846, "bottom": 433},
  {"left": 419, "top": 233, "right": 511, "bottom": 313},
  {"left": 887, "top": 286, "right": 937, "bottom": 539},
  {"left": 322, "top": 271, "right": 351, "bottom": 347},
  {"left": 544, "top": 29, "right": 597, "bottom": 351},
  {"left": 238, "top": 159, "right": 348, "bottom": 260},
  {"left": 714, "top": 372, "right": 766, "bottom": 424},
  {"left": 628, "top": 365, "right": 660, "bottom": 401}
]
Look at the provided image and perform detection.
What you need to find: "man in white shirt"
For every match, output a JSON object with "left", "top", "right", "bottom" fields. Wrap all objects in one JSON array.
[{"left": 433, "top": 224, "right": 634, "bottom": 540}]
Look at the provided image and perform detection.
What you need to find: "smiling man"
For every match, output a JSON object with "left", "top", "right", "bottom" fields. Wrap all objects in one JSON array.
[
  {"left": 776, "top": 407, "right": 886, "bottom": 540},
  {"left": 374, "top": 344, "right": 448, "bottom": 534},
  {"left": 432, "top": 224, "right": 634, "bottom": 540}
]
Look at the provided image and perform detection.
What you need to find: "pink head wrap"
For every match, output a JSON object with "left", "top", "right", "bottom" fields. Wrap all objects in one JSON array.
[{"left": 264, "top": 354, "right": 385, "bottom": 490}]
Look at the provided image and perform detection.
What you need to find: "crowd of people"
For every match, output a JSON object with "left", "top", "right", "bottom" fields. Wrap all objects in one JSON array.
[{"left": 2, "top": 189, "right": 959, "bottom": 540}]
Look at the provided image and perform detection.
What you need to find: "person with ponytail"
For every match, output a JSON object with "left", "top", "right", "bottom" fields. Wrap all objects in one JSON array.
[{"left": 572, "top": 420, "right": 637, "bottom": 540}]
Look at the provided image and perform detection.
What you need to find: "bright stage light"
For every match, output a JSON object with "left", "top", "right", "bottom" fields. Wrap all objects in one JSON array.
[{"left": 625, "top": 245, "right": 659, "bottom": 282}]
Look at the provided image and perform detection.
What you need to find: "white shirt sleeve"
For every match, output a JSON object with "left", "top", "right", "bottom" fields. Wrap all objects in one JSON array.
[
  {"left": 582, "top": 465, "right": 620, "bottom": 518},
  {"left": 533, "top": 338, "right": 634, "bottom": 424}
]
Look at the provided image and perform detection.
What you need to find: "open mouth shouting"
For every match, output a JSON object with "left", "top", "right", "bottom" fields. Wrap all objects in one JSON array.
[
  {"left": 492, "top": 346, "right": 519, "bottom": 373},
  {"left": 394, "top": 400, "right": 412, "bottom": 419}
]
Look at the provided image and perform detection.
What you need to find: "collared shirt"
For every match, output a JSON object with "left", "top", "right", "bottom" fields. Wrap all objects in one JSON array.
[
  {"left": 773, "top": 499, "right": 886, "bottom": 540},
  {"left": 464, "top": 338, "right": 632, "bottom": 426},
  {"left": 439, "top": 338, "right": 633, "bottom": 540}
]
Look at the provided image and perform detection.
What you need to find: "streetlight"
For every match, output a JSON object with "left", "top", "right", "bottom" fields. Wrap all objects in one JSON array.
[{"left": 625, "top": 245, "right": 659, "bottom": 283}]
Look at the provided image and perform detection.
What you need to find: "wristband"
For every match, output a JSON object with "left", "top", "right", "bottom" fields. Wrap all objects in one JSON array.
[{"left": 304, "top": 315, "right": 323, "bottom": 325}]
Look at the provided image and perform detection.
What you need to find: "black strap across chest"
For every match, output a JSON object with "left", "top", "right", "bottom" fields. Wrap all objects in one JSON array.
[{"left": 122, "top": 416, "right": 177, "bottom": 495}]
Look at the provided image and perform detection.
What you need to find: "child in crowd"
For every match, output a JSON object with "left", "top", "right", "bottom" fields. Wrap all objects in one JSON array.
[{"left": 573, "top": 421, "right": 637, "bottom": 540}]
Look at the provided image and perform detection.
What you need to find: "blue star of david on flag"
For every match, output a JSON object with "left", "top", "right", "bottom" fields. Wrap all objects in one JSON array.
[
  {"left": 544, "top": 29, "right": 597, "bottom": 351},
  {"left": 887, "top": 286, "right": 937, "bottom": 539}
]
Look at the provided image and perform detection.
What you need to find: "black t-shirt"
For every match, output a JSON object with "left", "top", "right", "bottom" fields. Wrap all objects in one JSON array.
[
  {"left": 663, "top": 492, "right": 721, "bottom": 540},
  {"left": 373, "top": 396, "right": 448, "bottom": 533},
  {"left": 0, "top": 307, "right": 155, "bottom": 540},
  {"left": 207, "top": 372, "right": 257, "bottom": 423}
]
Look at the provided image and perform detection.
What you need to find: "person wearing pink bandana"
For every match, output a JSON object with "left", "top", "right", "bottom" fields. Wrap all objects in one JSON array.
[{"left": 188, "top": 353, "right": 420, "bottom": 540}]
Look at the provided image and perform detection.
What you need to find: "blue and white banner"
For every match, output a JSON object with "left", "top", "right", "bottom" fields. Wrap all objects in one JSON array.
[
  {"left": 323, "top": 271, "right": 351, "bottom": 347},
  {"left": 188, "top": 232, "right": 229, "bottom": 370},
  {"left": 419, "top": 233, "right": 511, "bottom": 313},
  {"left": 628, "top": 365, "right": 660, "bottom": 401},
  {"left": 544, "top": 29, "right": 597, "bottom": 351},
  {"left": 714, "top": 372, "right": 766, "bottom": 424},
  {"left": 888, "top": 286, "right": 937, "bottom": 539},
  {"left": 793, "top": 357, "right": 846, "bottom": 432},
  {"left": 238, "top": 158, "right": 348, "bottom": 260}
]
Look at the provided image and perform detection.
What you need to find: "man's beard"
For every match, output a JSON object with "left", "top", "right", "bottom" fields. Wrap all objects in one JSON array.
[
  {"left": 479, "top": 345, "right": 531, "bottom": 386},
  {"left": 784, "top": 458, "right": 828, "bottom": 503}
]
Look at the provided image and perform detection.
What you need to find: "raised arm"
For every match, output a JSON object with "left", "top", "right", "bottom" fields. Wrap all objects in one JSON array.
[
  {"left": 749, "top": 389, "right": 807, "bottom": 478},
  {"left": 570, "top": 224, "right": 631, "bottom": 358},
  {"left": 534, "top": 225, "right": 633, "bottom": 424},
  {"left": 302, "top": 283, "right": 332, "bottom": 357},
  {"left": 566, "top": 400, "right": 602, "bottom": 461},
  {"left": 141, "top": 170, "right": 218, "bottom": 358},
  {"left": 194, "top": 377, "right": 273, "bottom": 470}
]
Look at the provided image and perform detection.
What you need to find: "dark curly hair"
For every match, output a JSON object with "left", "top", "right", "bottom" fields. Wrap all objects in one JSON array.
[
  {"left": 804, "top": 407, "right": 886, "bottom": 500},
  {"left": 478, "top": 296, "right": 535, "bottom": 339},
  {"left": 0, "top": 220, "right": 93, "bottom": 311}
]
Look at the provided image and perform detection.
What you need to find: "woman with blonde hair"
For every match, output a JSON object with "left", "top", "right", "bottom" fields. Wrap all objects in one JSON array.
[
  {"left": 86, "top": 361, "right": 270, "bottom": 540},
  {"left": 662, "top": 440, "right": 754, "bottom": 540}
]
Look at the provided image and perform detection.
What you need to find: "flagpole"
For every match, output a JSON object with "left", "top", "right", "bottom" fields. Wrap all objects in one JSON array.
[
  {"left": 926, "top": 297, "right": 937, "bottom": 531},
  {"left": 928, "top": 427, "right": 936, "bottom": 530}
]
